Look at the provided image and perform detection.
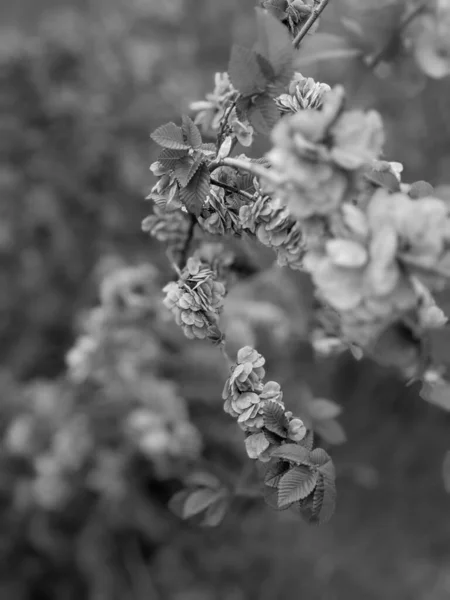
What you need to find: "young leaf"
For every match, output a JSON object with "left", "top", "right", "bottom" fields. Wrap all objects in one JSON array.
[
  {"left": 309, "top": 398, "right": 342, "bottom": 421},
  {"left": 168, "top": 489, "right": 191, "bottom": 518},
  {"left": 249, "top": 94, "right": 280, "bottom": 135},
  {"left": 264, "top": 484, "right": 290, "bottom": 510},
  {"left": 315, "top": 419, "right": 347, "bottom": 445},
  {"left": 183, "top": 488, "right": 221, "bottom": 519},
  {"left": 408, "top": 180, "right": 435, "bottom": 199},
  {"left": 271, "top": 443, "right": 312, "bottom": 465},
  {"left": 310, "top": 448, "right": 333, "bottom": 470},
  {"left": 179, "top": 162, "right": 210, "bottom": 217},
  {"left": 364, "top": 166, "right": 401, "bottom": 192},
  {"left": 278, "top": 466, "right": 318, "bottom": 507},
  {"left": 245, "top": 432, "right": 271, "bottom": 459},
  {"left": 184, "top": 471, "right": 222, "bottom": 490},
  {"left": 260, "top": 0, "right": 288, "bottom": 21},
  {"left": 254, "top": 7, "right": 293, "bottom": 81},
  {"left": 201, "top": 497, "right": 229, "bottom": 527},
  {"left": 263, "top": 400, "right": 288, "bottom": 436},
  {"left": 182, "top": 115, "right": 203, "bottom": 148},
  {"left": 151, "top": 122, "right": 191, "bottom": 150},
  {"left": 228, "top": 45, "right": 267, "bottom": 96},
  {"left": 298, "top": 429, "right": 314, "bottom": 451},
  {"left": 174, "top": 153, "right": 205, "bottom": 187},
  {"left": 264, "top": 460, "right": 290, "bottom": 488}
]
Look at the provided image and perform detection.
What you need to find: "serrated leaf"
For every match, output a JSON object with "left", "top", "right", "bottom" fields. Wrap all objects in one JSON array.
[
  {"left": 157, "top": 148, "right": 189, "bottom": 170},
  {"left": 278, "top": 466, "right": 318, "bottom": 507},
  {"left": 263, "top": 400, "right": 288, "bottom": 436},
  {"left": 182, "top": 488, "right": 221, "bottom": 519},
  {"left": 254, "top": 7, "right": 293, "bottom": 80},
  {"left": 201, "top": 497, "right": 229, "bottom": 527},
  {"left": 264, "top": 460, "right": 290, "bottom": 488},
  {"left": 151, "top": 122, "right": 191, "bottom": 150},
  {"left": 174, "top": 153, "right": 205, "bottom": 187},
  {"left": 200, "top": 143, "right": 217, "bottom": 156},
  {"left": 310, "top": 448, "right": 333, "bottom": 469},
  {"left": 263, "top": 429, "right": 285, "bottom": 445},
  {"left": 228, "top": 45, "right": 267, "bottom": 96},
  {"left": 315, "top": 419, "right": 347, "bottom": 445},
  {"left": 249, "top": 94, "right": 280, "bottom": 135},
  {"left": 298, "top": 429, "right": 314, "bottom": 451},
  {"left": 182, "top": 115, "right": 203, "bottom": 148},
  {"left": 179, "top": 163, "right": 210, "bottom": 217},
  {"left": 245, "top": 432, "right": 271, "bottom": 459},
  {"left": 312, "top": 473, "right": 336, "bottom": 524},
  {"left": 271, "top": 443, "right": 312, "bottom": 465},
  {"left": 264, "top": 485, "right": 290, "bottom": 510},
  {"left": 309, "top": 398, "right": 342, "bottom": 421}
]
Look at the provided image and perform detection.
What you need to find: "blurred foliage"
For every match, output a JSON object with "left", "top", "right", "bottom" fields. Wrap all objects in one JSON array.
[{"left": 2, "top": 0, "right": 450, "bottom": 598}]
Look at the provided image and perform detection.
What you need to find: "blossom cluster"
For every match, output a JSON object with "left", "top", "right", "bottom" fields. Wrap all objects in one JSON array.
[
  {"left": 222, "top": 346, "right": 308, "bottom": 461},
  {"left": 267, "top": 85, "right": 449, "bottom": 355},
  {"left": 163, "top": 252, "right": 227, "bottom": 343},
  {"left": 275, "top": 72, "right": 331, "bottom": 113}
]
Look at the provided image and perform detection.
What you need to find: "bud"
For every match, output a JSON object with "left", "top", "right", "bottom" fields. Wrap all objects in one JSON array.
[{"left": 288, "top": 418, "right": 307, "bottom": 442}]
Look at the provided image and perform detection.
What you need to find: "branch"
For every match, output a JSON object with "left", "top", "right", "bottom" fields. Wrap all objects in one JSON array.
[
  {"left": 177, "top": 214, "right": 196, "bottom": 270},
  {"left": 210, "top": 177, "right": 255, "bottom": 201},
  {"left": 216, "top": 157, "right": 284, "bottom": 187},
  {"left": 365, "top": 0, "right": 428, "bottom": 69},
  {"left": 292, "top": 0, "right": 330, "bottom": 49}
]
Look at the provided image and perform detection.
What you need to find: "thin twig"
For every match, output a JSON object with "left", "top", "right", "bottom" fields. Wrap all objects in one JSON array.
[
  {"left": 178, "top": 214, "right": 196, "bottom": 270},
  {"left": 218, "top": 157, "right": 283, "bottom": 186},
  {"left": 292, "top": 0, "right": 330, "bottom": 49},
  {"left": 216, "top": 96, "right": 239, "bottom": 151},
  {"left": 365, "top": 0, "right": 428, "bottom": 69},
  {"left": 210, "top": 177, "right": 255, "bottom": 201}
]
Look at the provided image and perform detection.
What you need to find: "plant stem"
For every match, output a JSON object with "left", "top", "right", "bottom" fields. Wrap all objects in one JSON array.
[
  {"left": 365, "top": 0, "right": 428, "bottom": 69},
  {"left": 210, "top": 177, "right": 255, "bottom": 201},
  {"left": 292, "top": 0, "right": 330, "bottom": 49},
  {"left": 218, "top": 157, "right": 283, "bottom": 187},
  {"left": 178, "top": 214, "right": 196, "bottom": 270}
]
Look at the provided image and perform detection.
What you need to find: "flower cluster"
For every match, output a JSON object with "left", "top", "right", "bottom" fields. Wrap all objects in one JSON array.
[
  {"left": 142, "top": 202, "right": 192, "bottom": 256},
  {"left": 163, "top": 254, "right": 226, "bottom": 342},
  {"left": 275, "top": 72, "right": 331, "bottom": 113},
  {"left": 222, "top": 346, "right": 308, "bottom": 461},
  {"left": 268, "top": 86, "right": 385, "bottom": 219},
  {"left": 198, "top": 187, "right": 242, "bottom": 236},
  {"left": 239, "top": 191, "right": 304, "bottom": 269}
]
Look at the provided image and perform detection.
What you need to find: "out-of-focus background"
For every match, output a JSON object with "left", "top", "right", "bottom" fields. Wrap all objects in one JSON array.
[{"left": 2, "top": 0, "right": 450, "bottom": 598}]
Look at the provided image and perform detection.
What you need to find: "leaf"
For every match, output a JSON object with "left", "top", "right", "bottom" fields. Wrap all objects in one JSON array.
[
  {"left": 294, "top": 33, "right": 362, "bottom": 67},
  {"left": 228, "top": 45, "right": 267, "bottom": 96},
  {"left": 151, "top": 122, "right": 191, "bottom": 150},
  {"left": 409, "top": 180, "right": 435, "bottom": 199},
  {"left": 421, "top": 379, "right": 450, "bottom": 411},
  {"left": 364, "top": 166, "right": 401, "bottom": 192},
  {"left": 184, "top": 471, "right": 222, "bottom": 489},
  {"left": 174, "top": 153, "right": 205, "bottom": 187},
  {"left": 201, "top": 496, "right": 229, "bottom": 527},
  {"left": 179, "top": 163, "right": 210, "bottom": 216},
  {"left": 254, "top": 7, "right": 293, "bottom": 81},
  {"left": 245, "top": 432, "right": 270, "bottom": 459},
  {"left": 200, "top": 143, "right": 217, "bottom": 156},
  {"left": 157, "top": 148, "right": 189, "bottom": 170},
  {"left": 249, "top": 94, "right": 280, "bottom": 135},
  {"left": 264, "top": 485, "right": 290, "bottom": 510},
  {"left": 278, "top": 466, "right": 318, "bottom": 507},
  {"left": 182, "top": 115, "right": 202, "bottom": 148},
  {"left": 264, "top": 460, "right": 290, "bottom": 488},
  {"left": 260, "top": 0, "right": 288, "bottom": 21},
  {"left": 298, "top": 429, "right": 314, "bottom": 451},
  {"left": 271, "top": 443, "right": 312, "bottom": 465},
  {"left": 263, "top": 400, "right": 288, "bottom": 436},
  {"left": 168, "top": 489, "right": 191, "bottom": 518},
  {"left": 308, "top": 398, "right": 342, "bottom": 421},
  {"left": 312, "top": 473, "right": 336, "bottom": 524},
  {"left": 183, "top": 488, "right": 221, "bottom": 519},
  {"left": 310, "top": 448, "right": 333, "bottom": 471},
  {"left": 315, "top": 419, "right": 347, "bottom": 445}
]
